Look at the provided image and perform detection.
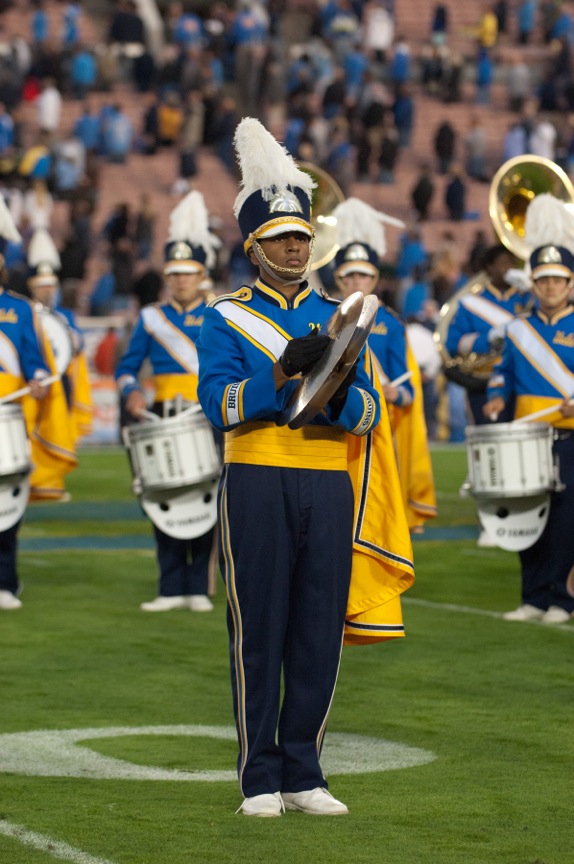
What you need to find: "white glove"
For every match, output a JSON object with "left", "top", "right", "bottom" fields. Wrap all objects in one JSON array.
[
  {"left": 504, "top": 268, "right": 531, "bottom": 293},
  {"left": 487, "top": 325, "right": 506, "bottom": 346}
]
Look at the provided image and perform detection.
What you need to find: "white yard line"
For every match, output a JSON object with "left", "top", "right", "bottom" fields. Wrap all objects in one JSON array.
[
  {"left": 0, "top": 820, "right": 118, "bottom": 864},
  {"left": 403, "top": 597, "right": 574, "bottom": 631}
]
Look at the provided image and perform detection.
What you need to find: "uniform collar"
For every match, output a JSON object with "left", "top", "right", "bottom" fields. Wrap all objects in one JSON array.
[
  {"left": 254, "top": 278, "right": 312, "bottom": 309},
  {"left": 487, "top": 281, "right": 516, "bottom": 300},
  {"left": 168, "top": 296, "right": 203, "bottom": 314},
  {"left": 535, "top": 304, "right": 574, "bottom": 326}
]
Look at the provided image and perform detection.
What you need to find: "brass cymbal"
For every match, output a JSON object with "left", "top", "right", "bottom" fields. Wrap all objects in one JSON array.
[{"left": 278, "top": 292, "right": 378, "bottom": 430}]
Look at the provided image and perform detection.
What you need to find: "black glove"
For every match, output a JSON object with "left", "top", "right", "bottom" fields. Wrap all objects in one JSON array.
[
  {"left": 328, "top": 362, "right": 358, "bottom": 420},
  {"left": 280, "top": 328, "right": 331, "bottom": 377}
]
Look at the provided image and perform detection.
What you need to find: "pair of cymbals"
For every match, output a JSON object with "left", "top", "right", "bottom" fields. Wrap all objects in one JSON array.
[{"left": 278, "top": 292, "right": 378, "bottom": 430}]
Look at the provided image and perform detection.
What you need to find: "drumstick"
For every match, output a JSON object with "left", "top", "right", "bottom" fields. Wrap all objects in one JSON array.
[
  {"left": 139, "top": 409, "right": 161, "bottom": 422},
  {"left": 0, "top": 374, "right": 60, "bottom": 405},
  {"left": 512, "top": 399, "right": 574, "bottom": 425},
  {"left": 387, "top": 371, "right": 414, "bottom": 388}
]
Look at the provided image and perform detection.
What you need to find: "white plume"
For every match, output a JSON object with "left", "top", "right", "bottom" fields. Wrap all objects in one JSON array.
[
  {"left": 0, "top": 194, "right": 21, "bottom": 244},
  {"left": 28, "top": 228, "right": 60, "bottom": 270},
  {"left": 332, "top": 197, "right": 405, "bottom": 258},
  {"left": 524, "top": 194, "right": 574, "bottom": 253},
  {"left": 167, "top": 190, "right": 219, "bottom": 268},
  {"left": 233, "top": 117, "right": 316, "bottom": 217}
]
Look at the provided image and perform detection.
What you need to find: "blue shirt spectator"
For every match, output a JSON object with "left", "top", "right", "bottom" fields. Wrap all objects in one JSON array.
[
  {"left": 390, "top": 39, "right": 411, "bottom": 85},
  {"left": 70, "top": 49, "right": 97, "bottom": 98},
  {"left": 0, "top": 106, "right": 14, "bottom": 153},
  {"left": 32, "top": 4, "right": 49, "bottom": 44},
  {"left": 101, "top": 105, "right": 134, "bottom": 163},
  {"left": 518, "top": 0, "right": 536, "bottom": 43},
  {"left": 62, "top": 1, "right": 81, "bottom": 48},
  {"left": 397, "top": 231, "right": 428, "bottom": 279},
  {"left": 74, "top": 106, "right": 101, "bottom": 151},
  {"left": 172, "top": 12, "right": 204, "bottom": 48}
]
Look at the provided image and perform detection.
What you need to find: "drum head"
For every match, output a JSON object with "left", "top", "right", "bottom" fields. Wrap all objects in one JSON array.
[
  {"left": 141, "top": 479, "right": 218, "bottom": 540},
  {"left": 278, "top": 292, "right": 378, "bottom": 430},
  {"left": 0, "top": 473, "right": 30, "bottom": 531},
  {"left": 41, "top": 313, "right": 73, "bottom": 376},
  {"left": 477, "top": 494, "right": 550, "bottom": 551}
]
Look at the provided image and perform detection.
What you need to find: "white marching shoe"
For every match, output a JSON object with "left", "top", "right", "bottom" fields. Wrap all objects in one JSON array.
[
  {"left": 237, "top": 792, "right": 283, "bottom": 817},
  {"left": 187, "top": 595, "right": 214, "bottom": 612},
  {"left": 140, "top": 595, "right": 188, "bottom": 612},
  {"left": 502, "top": 604, "right": 544, "bottom": 622},
  {"left": 541, "top": 606, "right": 571, "bottom": 624},
  {"left": 0, "top": 590, "right": 22, "bottom": 610},
  {"left": 282, "top": 787, "right": 349, "bottom": 815},
  {"left": 477, "top": 529, "right": 497, "bottom": 548}
]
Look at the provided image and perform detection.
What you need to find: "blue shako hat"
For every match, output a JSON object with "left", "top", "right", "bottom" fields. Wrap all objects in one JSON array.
[
  {"left": 529, "top": 245, "right": 574, "bottom": 281},
  {"left": 332, "top": 197, "right": 404, "bottom": 280},
  {"left": 163, "top": 240, "right": 207, "bottom": 274},
  {"left": 334, "top": 242, "right": 379, "bottom": 277},
  {"left": 164, "top": 191, "right": 218, "bottom": 275},
  {"left": 233, "top": 118, "right": 315, "bottom": 253}
]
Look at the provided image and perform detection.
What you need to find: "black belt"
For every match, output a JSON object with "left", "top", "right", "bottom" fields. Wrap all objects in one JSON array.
[{"left": 554, "top": 429, "right": 573, "bottom": 441}]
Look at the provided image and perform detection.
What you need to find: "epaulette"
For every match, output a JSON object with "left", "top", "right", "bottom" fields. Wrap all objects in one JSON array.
[
  {"left": 209, "top": 286, "right": 253, "bottom": 307},
  {"left": 382, "top": 303, "right": 406, "bottom": 325},
  {"left": 6, "top": 288, "right": 34, "bottom": 306}
]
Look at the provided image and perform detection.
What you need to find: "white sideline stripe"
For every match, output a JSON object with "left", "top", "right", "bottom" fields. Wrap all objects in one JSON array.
[
  {"left": 404, "top": 597, "right": 574, "bottom": 632},
  {"left": 0, "top": 820, "right": 118, "bottom": 864}
]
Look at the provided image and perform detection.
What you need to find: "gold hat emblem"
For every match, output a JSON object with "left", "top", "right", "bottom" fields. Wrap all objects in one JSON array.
[{"left": 37, "top": 263, "right": 56, "bottom": 275}]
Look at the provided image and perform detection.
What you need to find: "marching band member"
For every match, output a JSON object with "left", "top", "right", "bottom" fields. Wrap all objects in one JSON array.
[
  {"left": 24, "top": 229, "right": 84, "bottom": 501},
  {"left": 445, "top": 243, "right": 532, "bottom": 424},
  {"left": 197, "top": 119, "right": 414, "bottom": 817},
  {"left": 332, "top": 197, "right": 437, "bottom": 533},
  {"left": 115, "top": 191, "right": 218, "bottom": 613},
  {"left": 484, "top": 242, "right": 574, "bottom": 624},
  {"left": 0, "top": 199, "right": 51, "bottom": 610}
]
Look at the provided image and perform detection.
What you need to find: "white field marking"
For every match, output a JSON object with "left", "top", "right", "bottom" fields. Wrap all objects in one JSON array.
[
  {"left": 404, "top": 597, "right": 574, "bottom": 632},
  {"left": 0, "top": 819, "right": 118, "bottom": 864},
  {"left": 0, "top": 726, "right": 435, "bottom": 780}
]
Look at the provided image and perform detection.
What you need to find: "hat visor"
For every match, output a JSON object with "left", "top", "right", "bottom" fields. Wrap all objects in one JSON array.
[
  {"left": 532, "top": 264, "right": 573, "bottom": 280},
  {"left": 164, "top": 262, "right": 205, "bottom": 276},
  {"left": 245, "top": 218, "right": 314, "bottom": 251},
  {"left": 336, "top": 262, "right": 379, "bottom": 278}
]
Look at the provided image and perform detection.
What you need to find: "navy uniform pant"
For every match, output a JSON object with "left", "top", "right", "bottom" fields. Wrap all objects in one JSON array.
[
  {"left": 219, "top": 463, "right": 354, "bottom": 798},
  {"left": 0, "top": 520, "right": 20, "bottom": 594},
  {"left": 519, "top": 433, "right": 574, "bottom": 613},
  {"left": 153, "top": 525, "right": 215, "bottom": 597}
]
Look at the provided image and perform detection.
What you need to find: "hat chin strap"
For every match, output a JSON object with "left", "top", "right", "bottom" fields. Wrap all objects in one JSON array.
[{"left": 251, "top": 236, "right": 316, "bottom": 287}]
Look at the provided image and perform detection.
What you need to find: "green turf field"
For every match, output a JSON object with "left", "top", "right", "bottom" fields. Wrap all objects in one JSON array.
[{"left": 0, "top": 448, "right": 571, "bottom": 864}]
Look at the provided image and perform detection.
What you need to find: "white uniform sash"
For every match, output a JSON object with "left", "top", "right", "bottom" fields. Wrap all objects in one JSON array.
[
  {"left": 509, "top": 318, "right": 574, "bottom": 395},
  {"left": 0, "top": 332, "right": 21, "bottom": 376},
  {"left": 142, "top": 307, "right": 199, "bottom": 374},
  {"left": 460, "top": 294, "right": 514, "bottom": 327},
  {"left": 215, "top": 300, "right": 289, "bottom": 360}
]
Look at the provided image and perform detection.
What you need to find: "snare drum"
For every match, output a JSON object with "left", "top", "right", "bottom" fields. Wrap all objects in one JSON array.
[
  {"left": 124, "top": 405, "right": 220, "bottom": 492},
  {"left": 465, "top": 422, "right": 556, "bottom": 498},
  {"left": 0, "top": 404, "right": 31, "bottom": 477}
]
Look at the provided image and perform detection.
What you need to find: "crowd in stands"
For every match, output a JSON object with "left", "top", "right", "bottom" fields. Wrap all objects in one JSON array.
[{"left": 1, "top": 0, "right": 574, "bottom": 440}]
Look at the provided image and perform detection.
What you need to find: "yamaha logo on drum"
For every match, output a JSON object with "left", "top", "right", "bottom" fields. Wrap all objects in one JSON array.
[
  {"left": 487, "top": 446, "right": 498, "bottom": 487},
  {"left": 162, "top": 440, "right": 177, "bottom": 478}
]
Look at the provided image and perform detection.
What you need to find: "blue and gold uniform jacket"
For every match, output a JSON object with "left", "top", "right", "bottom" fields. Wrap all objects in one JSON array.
[
  {"left": 0, "top": 287, "right": 48, "bottom": 395},
  {"left": 487, "top": 305, "right": 574, "bottom": 429},
  {"left": 115, "top": 298, "right": 206, "bottom": 402},
  {"left": 197, "top": 279, "right": 380, "bottom": 470},
  {"left": 446, "top": 283, "right": 532, "bottom": 357},
  {"left": 199, "top": 278, "right": 416, "bottom": 644},
  {"left": 369, "top": 305, "right": 414, "bottom": 406}
]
